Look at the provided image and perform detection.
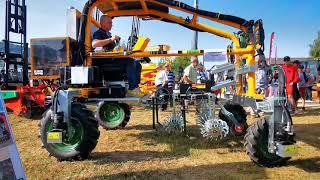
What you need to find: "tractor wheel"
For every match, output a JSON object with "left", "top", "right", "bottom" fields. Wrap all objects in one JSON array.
[
  {"left": 244, "top": 118, "right": 290, "bottom": 167},
  {"left": 96, "top": 103, "right": 131, "bottom": 130},
  {"left": 218, "top": 103, "right": 248, "bottom": 136},
  {"left": 40, "top": 103, "right": 100, "bottom": 161}
]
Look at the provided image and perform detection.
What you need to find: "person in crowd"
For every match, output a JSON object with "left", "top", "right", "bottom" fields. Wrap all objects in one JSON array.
[
  {"left": 297, "top": 65, "right": 307, "bottom": 110},
  {"left": 268, "top": 66, "right": 279, "bottom": 98},
  {"left": 177, "top": 66, "right": 184, "bottom": 83},
  {"left": 282, "top": 56, "right": 301, "bottom": 114},
  {"left": 225, "top": 68, "right": 235, "bottom": 94},
  {"left": 292, "top": 60, "right": 301, "bottom": 104},
  {"left": 305, "top": 67, "right": 315, "bottom": 101},
  {"left": 155, "top": 64, "right": 168, "bottom": 110},
  {"left": 317, "top": 66, "right": 320, "bottom": 103},
  {"left": 183, "top": 56, "right": 199, "bottom": 84},
  {"left": 197, "top": 65, "right": 208, "bottom": 83},
  {"left": 256, "top": 60, "right": 268, "bottom": 95},
  {"left": 164, "top": 63, "right": 175, "bottom": 107},
  {"left": 164, "top": 63, "right": 175, "bottom": 94}
]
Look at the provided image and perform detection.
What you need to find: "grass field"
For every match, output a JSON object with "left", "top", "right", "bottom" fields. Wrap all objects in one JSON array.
[{"left": 9, "top": 106, "right": 320, "bottom": 179}]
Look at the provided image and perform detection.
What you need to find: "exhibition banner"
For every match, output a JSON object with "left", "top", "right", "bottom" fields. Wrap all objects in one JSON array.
[{"left": 0, "top": 93, "right": 26, "bottom": 179}]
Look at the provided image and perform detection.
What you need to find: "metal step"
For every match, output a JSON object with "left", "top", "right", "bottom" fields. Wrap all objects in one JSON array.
[
  {"left": 236, "top": 65, "right": 257, "bottom": 75},
  {"left": 210, "top": 63, "right": 235, "bottom": 74},
  {"left": 211, "top": 80, "right": 236, "bottom": 91}
]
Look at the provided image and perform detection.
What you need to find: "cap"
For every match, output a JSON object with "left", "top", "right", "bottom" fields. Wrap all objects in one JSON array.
[
  {"left": 284, "top": 56, "right": 291, "bottom": 62},
  {"left": 298, "top": 64, "right": 304, "bottom": 69}
]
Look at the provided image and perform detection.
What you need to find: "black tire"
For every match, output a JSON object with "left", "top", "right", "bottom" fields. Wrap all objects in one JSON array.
[
  {"left": 244, "top": 118, "right": 290, "bottom": 167},
  {"left": 218, "top": 103, "right": 248, "bottom": 136},
  {"left": 40, "top": 103, "right": 100, "bottom": 161},
  {"left": 96, "top": 103, "right": 131, "bottom": 130}
]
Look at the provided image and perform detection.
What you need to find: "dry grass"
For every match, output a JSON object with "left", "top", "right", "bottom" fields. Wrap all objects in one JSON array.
[{"left": 8, "top": 106, "right": 320, "bottom": 179}]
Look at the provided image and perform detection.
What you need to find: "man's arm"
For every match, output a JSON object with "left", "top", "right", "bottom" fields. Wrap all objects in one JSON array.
[
  {"left": 162, "top": 71, "right": 168, "bottom": 87},
  {"left": 293, "top": 66, "right": 299, "bottom": 83},
  {"left": 91, "top": 35, "right": 120, "bottom": 48},
  {"left": 183, "top": 75, "right": 194, "bottom": 84},
  {"left": 92, "top": 38, "right": 113, "bottom": 48},
  {"left": 183, "top": 66, "right": 194, "bottom": 84}
]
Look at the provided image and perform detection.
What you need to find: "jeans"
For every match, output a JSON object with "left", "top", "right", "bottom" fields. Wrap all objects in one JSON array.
[
  {"left": 117, "top": 58, "right": 141, "bottom": 90},
  {"left": 156, "top": 85, "right": 169, "bottom": 110},
  {"left": 306, "top": 86, "right": 313, "bottom": 101}
]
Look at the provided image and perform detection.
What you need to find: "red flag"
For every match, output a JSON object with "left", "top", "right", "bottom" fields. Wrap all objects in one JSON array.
[
  {"left": 269, "top": 32, "right": 275, "bottom": 64},
  {"left": 275, "top": 46, "right": 278, "bottom": 65}
]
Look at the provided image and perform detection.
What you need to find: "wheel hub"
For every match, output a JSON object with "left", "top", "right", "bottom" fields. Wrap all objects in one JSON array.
[{"left": 98, "top": 103, "right": 126, "bottom": 128}]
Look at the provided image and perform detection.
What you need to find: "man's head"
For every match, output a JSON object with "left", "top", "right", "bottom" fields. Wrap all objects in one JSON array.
[
  {"left": 156, "top": 64, "right": 162, "bottom": 71},
  {"left": 191, "top": 56, "right": 199, "bottom": 68},
  {"left": 293, "top": 60, "right": 300, "bottom": 67},
  {"left": 298, "top": 64, "right": 304, "bottom": 71},
  {"left": 100, "top": 15, "right": 113, "bottom": 31},
  {"left": 164, "top": 63, "right": 170, "bottom": 71},
  {"left": 283, "top": 56, "right": 291, "bottom": 64}
]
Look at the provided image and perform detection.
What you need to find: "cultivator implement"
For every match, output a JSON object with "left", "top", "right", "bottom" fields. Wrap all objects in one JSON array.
[{"left": 0, "top": 0, "right": 295, "bottom": 167}]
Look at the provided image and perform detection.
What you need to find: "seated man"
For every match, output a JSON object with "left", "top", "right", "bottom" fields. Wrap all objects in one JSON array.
[{"left": 92, "top": 15, "right": 144, "bottom": 97}]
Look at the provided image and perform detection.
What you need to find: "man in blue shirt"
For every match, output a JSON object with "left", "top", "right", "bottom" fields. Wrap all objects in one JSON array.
[{"left": 92, "top": 15, "right": 144, "bottom": 97}]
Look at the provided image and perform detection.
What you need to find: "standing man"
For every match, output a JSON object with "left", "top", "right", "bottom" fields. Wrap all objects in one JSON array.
[
  {"left": 298, "top": 65, "right": 307, "bottom": 110},
  {"left": 282, "top": 56, "right": 300, "bottom": 114},
  {"left": 155, "top": 64, "right": 168, "bottom": 110},
  {"left": 155, "top": 64, "right": 168, "bottom": 89},
  {"left": 165, "top": 63, "right": 175, "bottom": 94},
  {"left": 305, "top": 67, "right": 315, "bottom": 102},
  {"left": 92, "top": 15, "right": 144, "bottom": 97},
  {"left": 183, "top": 56, "right": 199, "bottom": 84},
  {"left": 165, "top": 63, "right": 175, "bottom": 107},
  {"left": 256, "top": 61, "right": 268, "bottom": 95}
]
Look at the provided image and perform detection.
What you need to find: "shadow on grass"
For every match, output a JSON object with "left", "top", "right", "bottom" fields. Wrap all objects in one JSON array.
[
  {"left": 85, "top": 161, "right": 267, "bottom": 180},
  {"left": 289, "top": 157, "right": 320, "bottom": 173},
  {"left": 294, "top": 108, "right": 320, "bottom": 117},
  {"left": 122, "top": 125, "right": 153, "bottom": 131},
  {"left": 86, "top": 157, "right": 319, "bottom": 179},
  {"left": 133, "top": 125, "right": 242, "bottom": 156},
  {"left": 90, "top": 150, "right": 177, "bottom": 165},
  {"left": 91, "top": 125, "right": 245, "bottom": 165},
  {"left": 294, "top": 123, "right": 320, "bottom": 149}
]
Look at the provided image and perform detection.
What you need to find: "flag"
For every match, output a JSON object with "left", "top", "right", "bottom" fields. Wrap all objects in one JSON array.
[{"left": 269, "top": 32, "right": 275, "bottom": 64}]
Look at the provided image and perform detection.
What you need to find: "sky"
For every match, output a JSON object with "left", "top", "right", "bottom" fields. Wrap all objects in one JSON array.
[{"left": 0, "top": 0, "right": 319, "bottom": 58}]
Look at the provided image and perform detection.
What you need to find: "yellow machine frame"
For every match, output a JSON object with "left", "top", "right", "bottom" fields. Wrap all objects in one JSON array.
[{"left": 79, "top": 0, "right": 259, "bottom": 98}]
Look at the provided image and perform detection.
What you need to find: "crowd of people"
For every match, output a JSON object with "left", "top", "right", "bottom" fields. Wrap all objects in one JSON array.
[
  {"left": 257, "top": 56, "right": 320, "bottom": 115},
  {"left": 155, "top": 55, "right": 320, "bottom": 115}
]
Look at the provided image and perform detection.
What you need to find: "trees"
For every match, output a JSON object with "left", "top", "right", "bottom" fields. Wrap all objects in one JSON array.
[
  {"left": 172, "top": 56, "right": 190, "bottom": 73},
  {"left": 310, "top": 31, "right": 320, "bottom": 59},
  {"left": 171, "top": 56, "right": 190, "bottom": 80}
]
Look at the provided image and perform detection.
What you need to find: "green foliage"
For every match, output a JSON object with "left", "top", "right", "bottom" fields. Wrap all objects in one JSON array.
[
  {"left": 172, "top": 56, "right": 190, "bottom": 74},
  {"left": 171, "top": 56, "right": 191, "bottom": 80},
  {"left": 310, "top": 31, "right": 320, "bottom": 59}
]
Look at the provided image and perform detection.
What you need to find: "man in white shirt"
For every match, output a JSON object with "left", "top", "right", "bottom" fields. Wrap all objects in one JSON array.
[
  {"left": 154, "top": 64, "right": 168, "bottom": 110},
  {"left": 155, "top": 64, "right": 168, "bottom": 88},
  {"left": 183, "top": 56, "right": 199, "bottom": 84}
]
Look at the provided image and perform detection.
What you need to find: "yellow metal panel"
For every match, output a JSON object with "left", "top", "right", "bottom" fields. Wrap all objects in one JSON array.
[
  {"left": 132, "top": 36, "right": 150, "bottom": 52},
  {"left": 91, "top": 51, "right": 203, "bottom": 59}
]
